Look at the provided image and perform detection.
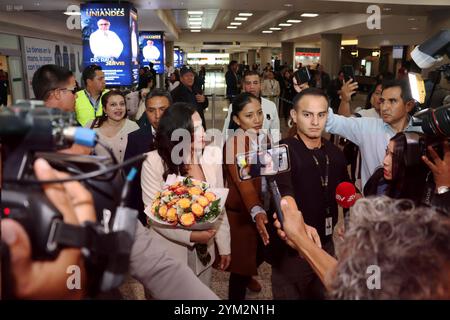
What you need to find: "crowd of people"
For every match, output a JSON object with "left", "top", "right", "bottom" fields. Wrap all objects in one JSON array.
[{"left": 2, "top": 60, "right": 450, "bottom": 301}]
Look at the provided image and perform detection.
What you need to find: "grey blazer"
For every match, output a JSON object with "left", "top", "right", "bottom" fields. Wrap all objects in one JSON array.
[{"left": 128, "top": 221, "right": 219, "bottom": 299}]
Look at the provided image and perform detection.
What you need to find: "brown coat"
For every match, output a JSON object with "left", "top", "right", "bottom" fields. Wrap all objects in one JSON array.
[{"left": 224, "top": 132, "right": 263, "bottom": 276}]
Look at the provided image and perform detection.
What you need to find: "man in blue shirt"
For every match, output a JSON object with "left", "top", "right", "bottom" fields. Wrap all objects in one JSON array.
[{"left": 325, "top": 79, "right": 422, "bottom": 188}]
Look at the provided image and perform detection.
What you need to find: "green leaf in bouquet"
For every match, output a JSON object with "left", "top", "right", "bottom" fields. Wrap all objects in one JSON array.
[
  {"left": 201, "top": 199, "right": 221, "bottom": 222},
  {"left": 183, "top": 177, "right": 193, "bottom": 187}
]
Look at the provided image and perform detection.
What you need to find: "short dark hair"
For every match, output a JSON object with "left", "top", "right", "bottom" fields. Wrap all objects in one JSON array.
[
  {"left": 382, "top": 79, "right": 413, "bottom": 103},
  {"left": 292, "top": 87, "right": 329, "bottom": 110},
  {"left": 243, "top": 70, "right": 259, "bottom": 79},
  {"left": 145, "top": 88, "right": 173, "bottom": 106},
  {"left": 82, "top": 64, "right": 102, "bottom": 85},
  {"left": 32, "top": 64, "right": 72, "bottom": 100}
]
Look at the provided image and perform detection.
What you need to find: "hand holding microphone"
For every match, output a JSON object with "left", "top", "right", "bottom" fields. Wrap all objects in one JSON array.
[{"left": 335, "top": 182, "right": 361, "bottom": 238}]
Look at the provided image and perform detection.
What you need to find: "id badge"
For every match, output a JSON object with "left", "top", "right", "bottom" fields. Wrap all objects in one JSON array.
[{"left": 325, "top": 217, "right": 333, "bottom": 236}]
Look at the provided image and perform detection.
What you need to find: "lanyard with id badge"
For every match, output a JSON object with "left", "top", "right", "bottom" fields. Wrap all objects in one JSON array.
[{"left": 299, "top": 134, "right": 333, "bottom": 237}]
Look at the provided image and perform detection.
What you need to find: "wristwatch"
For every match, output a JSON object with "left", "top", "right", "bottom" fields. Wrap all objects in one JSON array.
[{"left": 436, "top": 186, "right": 450, "bottom": 195}]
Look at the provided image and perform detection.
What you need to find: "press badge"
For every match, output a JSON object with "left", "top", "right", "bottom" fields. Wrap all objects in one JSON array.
[{"left": 325, "top": 217, "right": 333, "bottom": 236}]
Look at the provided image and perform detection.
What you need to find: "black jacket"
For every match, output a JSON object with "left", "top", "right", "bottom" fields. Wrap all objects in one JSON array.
[
  {"left": 123, "top": 126, "right": 154, "bottom": 225},
  {"left": 171, "top": 83, "right": 208, "bottom": 129},
  {"left": 225, "top": 70, "right": 239, "bottom": 99}
]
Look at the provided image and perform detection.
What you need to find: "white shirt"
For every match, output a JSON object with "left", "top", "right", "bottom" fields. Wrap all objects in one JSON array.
[
  {"left": 169, "top": 81, "right": 180, "bottom": 92},
  {"left": 326, "top": 108, "right": 422, "bottom": 187},
  {"left": 355, "top": 107, "right": 380, "bottom": 118},
  {"left": 143, "top": 44, "right": 161, "bottom": 61},
  {"left": 89, "top": 30, "right": 124, "bottom": 59},
  {"left": 222, "top": 97, "right": 280, "bottom": 144}
]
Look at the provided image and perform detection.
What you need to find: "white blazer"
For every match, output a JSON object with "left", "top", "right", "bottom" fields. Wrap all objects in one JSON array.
[{"left": 141, "top": 146, "right": 231, "bottom": 277}]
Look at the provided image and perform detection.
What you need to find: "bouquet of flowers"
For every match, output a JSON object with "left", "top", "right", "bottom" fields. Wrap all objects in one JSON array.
[{"left": 145, "top": 175, "right": 229, "bottom": 230}]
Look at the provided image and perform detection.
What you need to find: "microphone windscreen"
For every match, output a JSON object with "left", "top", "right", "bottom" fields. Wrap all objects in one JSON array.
[{"left": 336, "top": 182, "right": 357, "bottom": 208}]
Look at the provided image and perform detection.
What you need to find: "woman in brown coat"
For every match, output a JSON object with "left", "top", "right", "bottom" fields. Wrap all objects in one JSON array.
[{"left": 224, "top": 92, "right": 271, "bottom": 300}]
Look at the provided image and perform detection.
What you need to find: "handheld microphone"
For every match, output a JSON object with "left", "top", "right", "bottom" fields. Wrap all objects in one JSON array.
[{"left": 335, "top": 182, "right": 357, "bottom": 208}]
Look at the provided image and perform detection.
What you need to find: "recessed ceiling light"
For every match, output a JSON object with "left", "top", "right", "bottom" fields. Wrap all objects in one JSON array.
[
  {"left": 287, "top": 19, "right": 302, "bottom": 23},
  {"left": 190, "top": 29, "right": 201, "bottom": 32},
  {"left": 230, "top": 22, "right": 242, "bottom": 25},
  {"left": 262, "top": 30, "right": 273, "bottom": 33},
  {"left": 279, "top": 23, "right": 292, "bottom": 27},
  {"left": 411, "top": 27, "right": 419, "bottom": 30},
  {"left": 227, "top": 26, "right": 238, "bottom": 29},
  {"left": 301, "top": 13, "right": 319, "bottom": 17},
  {"left": 235, "top": 17, "right": 248, "bottom": 21},
  {"left": 189, "top": 17, "right": 202, "bottom": 21},
  {"left": 188, "top": 11, "right": 203, "bottom": 15},
  {"left": 190, "top": 26, "right": 201, "bottom": 29},
  {"left": 239, "top": 13, "right": 253, "bottom": 17},
  {"left": 408, "top": 17, "right": 416, "bottom": 21},
  {"left": 64, "top": 11, "right": 81, "bottom": 16},
  {"left": 189, "top": 21, "right": 202, "bottom": 25},
  {"left": 269, "top": 27, "right": 282, "bottom": 30},
  {"left": 284, "top": 4, "right": 293, "bottom": 7}
]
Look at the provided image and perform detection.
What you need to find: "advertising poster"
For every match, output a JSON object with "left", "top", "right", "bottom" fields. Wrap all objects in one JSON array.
[
  {"left": 81, "top": 2, "right": 138, "bottom": 86},
  {"left": 139, "top": 31, "right": 165, "bottom": 74},
  {"left": 179, "top": 50, "right": 185, "bottom": 67},
  {"left": 23, "top": 37, "right": 83, "bottom": 98},
  {"left": 174, "top": 47, "right": 180, "bottom": 68},
  {"left": 130, "top": 10, "right": 139, "bottom": 85}
]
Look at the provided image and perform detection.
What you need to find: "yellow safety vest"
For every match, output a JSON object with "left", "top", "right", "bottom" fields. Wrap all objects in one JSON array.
[{"left": 75, "top": 89, "right": 109, "bottom": 127}]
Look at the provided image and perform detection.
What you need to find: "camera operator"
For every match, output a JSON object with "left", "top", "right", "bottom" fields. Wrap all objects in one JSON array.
[
  {"left": 27, "top": 64, "right": 219, "bottom": 299},
  {"left": 273, "top": 197, "right": 450, "bottom": 299},
  {"left": 2, "top": 158, "right": 96, "bottom": 299}
]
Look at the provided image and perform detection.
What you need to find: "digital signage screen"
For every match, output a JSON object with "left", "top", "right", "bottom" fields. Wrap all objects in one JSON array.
[
  {"left": 81, "top": 2, "right": 138, "bottom": 86},
  {"left": 139, "top": 31, "right": 165, "bottom": 74}
]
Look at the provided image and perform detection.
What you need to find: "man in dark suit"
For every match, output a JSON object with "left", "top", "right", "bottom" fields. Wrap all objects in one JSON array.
[
  {"left": 124, "top": 88, "right": 172, "bottom": 225},
  {"left": 171, "top": 66, "right": 208, "bottom": 129},
  {"left": 225, "top": 60, "right": 240, "bottom": 103}
]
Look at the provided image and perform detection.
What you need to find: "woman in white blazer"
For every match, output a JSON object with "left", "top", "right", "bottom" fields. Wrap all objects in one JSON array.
[{"left": 141, "top": 102, "right": 231, "bottom": 286}]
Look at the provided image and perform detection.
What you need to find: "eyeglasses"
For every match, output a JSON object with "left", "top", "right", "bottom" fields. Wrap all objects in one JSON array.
[
  {"left": 58, "top": 87, "right": 77, "bottom": 95},
  {"left": 99, "top": 23, "right": 110, "bottom": 26}
]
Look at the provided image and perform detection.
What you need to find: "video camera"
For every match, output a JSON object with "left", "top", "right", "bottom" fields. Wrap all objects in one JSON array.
[
  {"left": 0, "top": 101, "right": 145, "bottom": 297},
  {"left": 393, "top": 30, "right": 450, "bottom": 166}
]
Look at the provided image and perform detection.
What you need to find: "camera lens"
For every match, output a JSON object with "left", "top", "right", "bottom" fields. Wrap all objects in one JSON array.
[
  {"left": 420, "top": 106, "right": 450, "bottom": 137},
  {"left": 437, "top": 107, "right": 450, "bottom": 136}
]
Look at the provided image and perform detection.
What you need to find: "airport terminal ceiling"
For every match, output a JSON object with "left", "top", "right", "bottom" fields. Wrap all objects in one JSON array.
[{"left": 0, "top": 0, "right": 449, "bottom": 49}]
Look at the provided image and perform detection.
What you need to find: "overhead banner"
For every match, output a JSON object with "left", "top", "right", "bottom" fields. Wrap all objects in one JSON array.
[
  {"left": 23, "top": 37, "right": 82, "bottom": 98},
  {"left": 81, "top": 2, "right": 138, "bottom": 86},
  {"left": 139, "top": 31, "right": 165, "bottom": 74}
]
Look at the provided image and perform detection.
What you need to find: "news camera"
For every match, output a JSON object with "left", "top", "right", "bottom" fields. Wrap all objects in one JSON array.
[
  {"left": 395, "top": 30, "right": 450, "bottom": 166},
  {"left": 0, "top": 101, "right": 146, "bottom": 297}
]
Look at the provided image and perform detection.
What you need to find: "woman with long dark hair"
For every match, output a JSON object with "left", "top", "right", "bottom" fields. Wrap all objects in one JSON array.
[
  {"left": 223, "top": 92, "right": 270, "bottom": 300},
  {"left": 88, "top": 90, "right": 139, "bottom": 163},
  {"left": 141, "top": 102, "right": 231, "bottom": 286},
  {"left": 364, "top": 132, "right": 431, "bottom": 203}
]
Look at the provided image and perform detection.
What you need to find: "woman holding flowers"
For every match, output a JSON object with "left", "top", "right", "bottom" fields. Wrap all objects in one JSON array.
[{"left": 141, "top": 102, "right": 231, "bottom": 287}]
